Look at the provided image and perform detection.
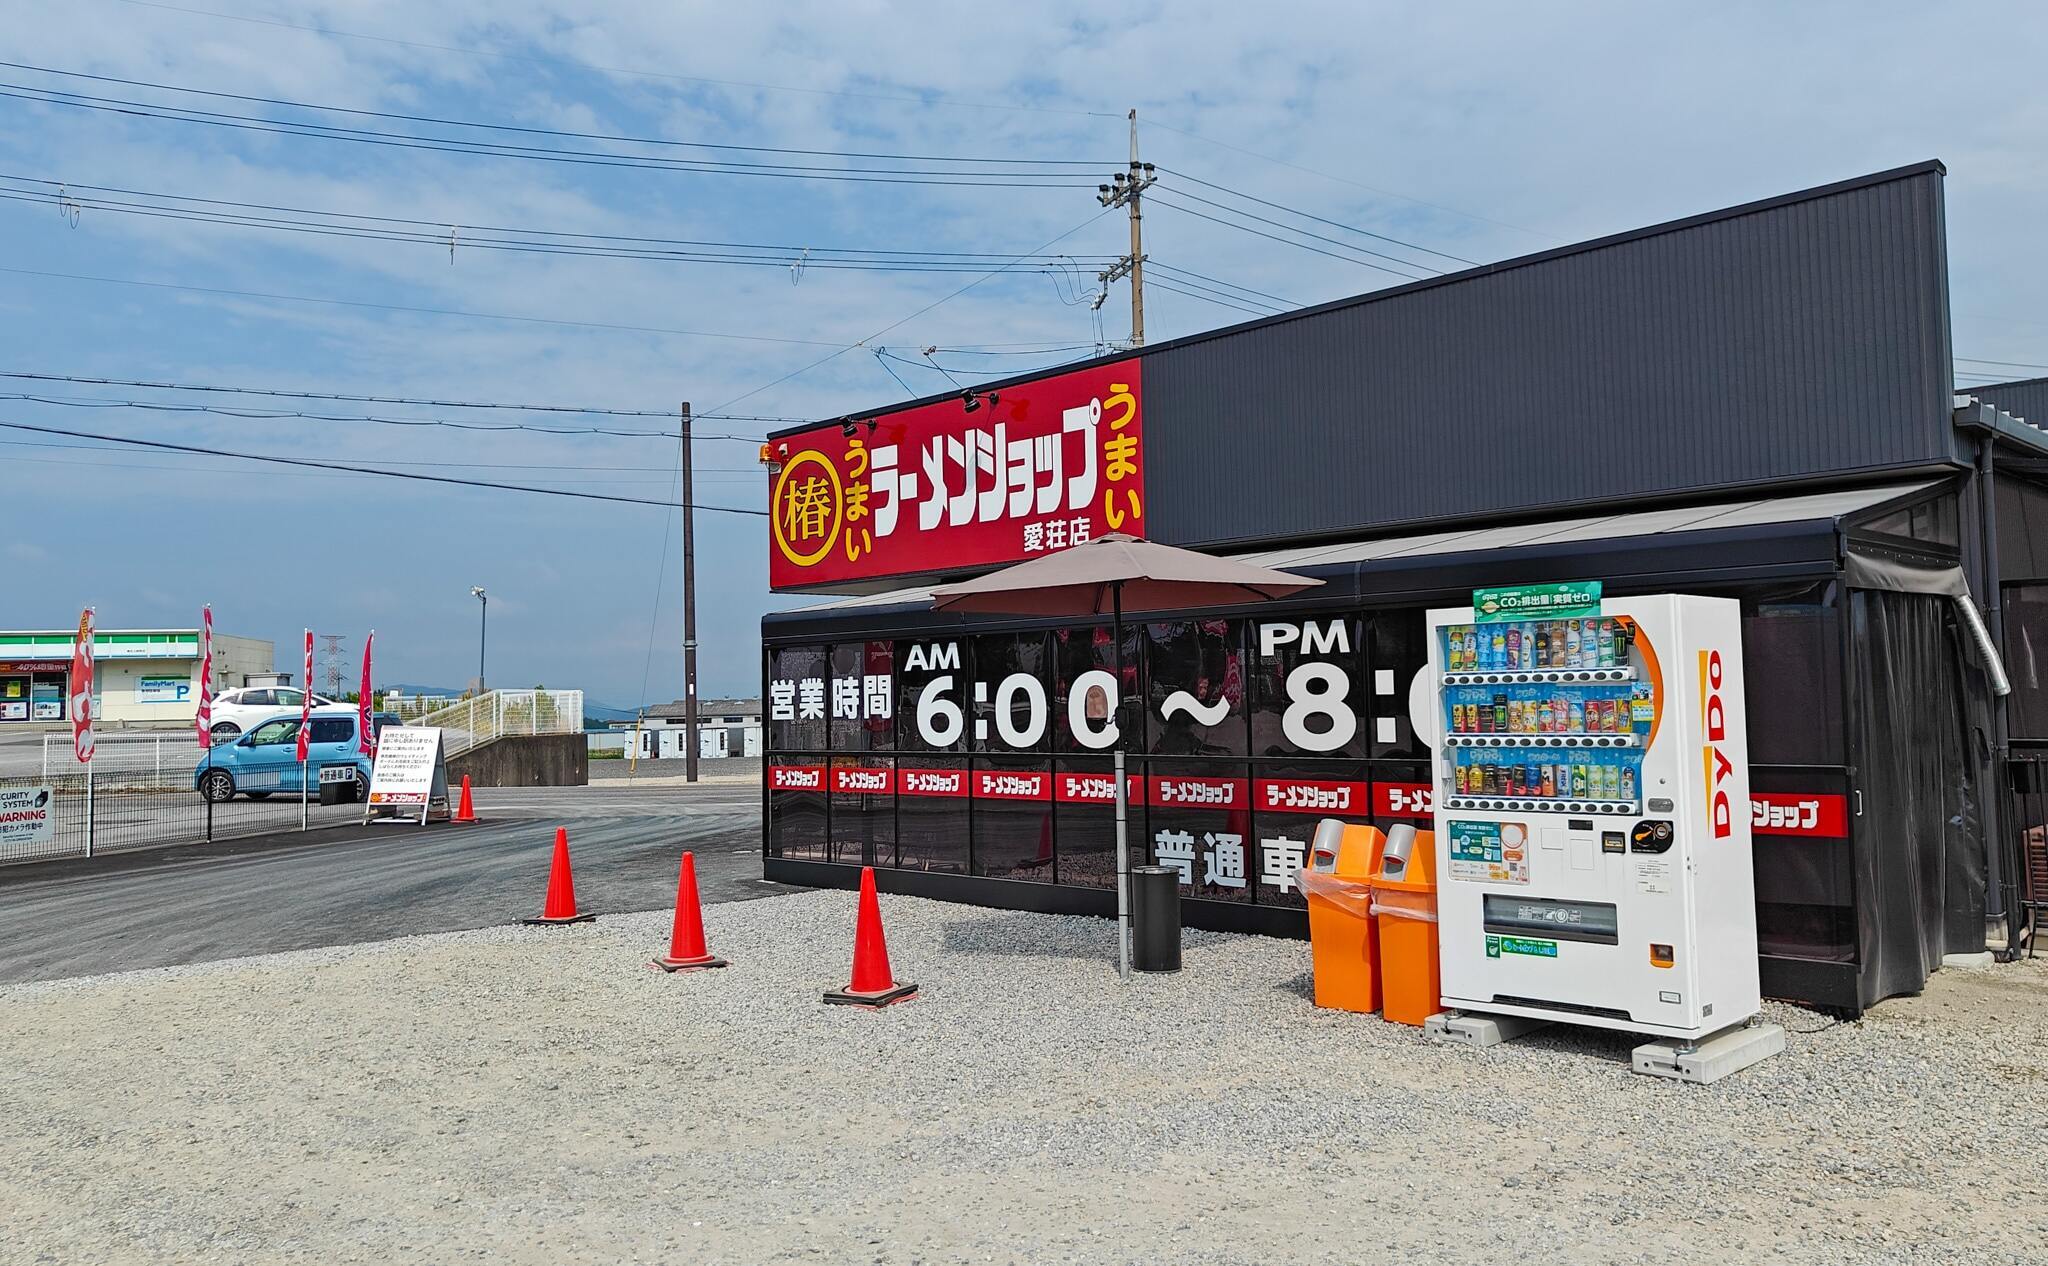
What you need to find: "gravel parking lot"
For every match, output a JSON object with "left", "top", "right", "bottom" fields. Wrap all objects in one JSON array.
[{"left": 4, "top": 891, "right": 2043, "bottom": 1265}]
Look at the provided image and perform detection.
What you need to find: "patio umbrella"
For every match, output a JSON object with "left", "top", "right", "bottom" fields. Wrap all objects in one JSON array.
[{"left": 931, "top": 533, "right": 1323, "bottom": 977}]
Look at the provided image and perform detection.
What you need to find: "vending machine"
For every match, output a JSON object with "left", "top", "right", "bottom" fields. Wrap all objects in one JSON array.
[{"left": 1425, "top": 589, "right": 1758, "bottom": 1041}]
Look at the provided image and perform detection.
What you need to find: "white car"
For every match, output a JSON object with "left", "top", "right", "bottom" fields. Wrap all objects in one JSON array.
[{"left": 205, "top": 686, "right": 340, "bottom": 738}]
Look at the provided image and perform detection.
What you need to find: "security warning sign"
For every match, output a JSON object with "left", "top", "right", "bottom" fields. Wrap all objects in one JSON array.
[{"left": 0, "top": 785, "right": 57, "bottom": 849}]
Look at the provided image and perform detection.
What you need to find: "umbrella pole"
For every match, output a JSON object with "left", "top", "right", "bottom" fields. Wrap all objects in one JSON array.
[{"left": 1113, "top": 581, "right": 1131, "bottom": 980}]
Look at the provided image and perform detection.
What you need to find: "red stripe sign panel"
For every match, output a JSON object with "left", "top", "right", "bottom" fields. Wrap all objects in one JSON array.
[
  {"left": 1255, "top": 778, "right": 1370, "bottom": 815},
  {"left": 1750, "top": 792, "right": 1849, "bottom": 839},
  {"left": 897, "top": 767, "right": 969, "bottom": 798},
  {"left": 767, "top": 764, "right": 826, "bottom": 792}
]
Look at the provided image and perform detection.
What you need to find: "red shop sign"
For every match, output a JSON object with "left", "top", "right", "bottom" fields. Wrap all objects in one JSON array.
[
  {"left": 7, "top": 660, "right": 70, "bottom": 674},
  {"left": 1750, "top": 792, "right": 1849, "bottom": 839},
  {"left": 898, "top": 768, "right": 969, "bottom": 798},
  {"left": 768, "top": 764, "right": 825, "bottom": 792},
  {"left": 1148, "top": 775, "right": 1248, "bottom": 809},
  {"left": 1376, "top": 782, "right": 1435, "bottom": 819},
  {"left": 1255, "top": 778, "right": 1370, "bottom": 815},
  {"left": 1052, "top": 771, "right": 1148, "bottom": 805},
  {"left": 768, "top": 359, "right": 1144, "bottom": 590},
  {"left": 973, "top": 769, "right": 1051, "bottom": 801},
  {"left": 831, "top": 766, "right": 894, "bottom": 795}
]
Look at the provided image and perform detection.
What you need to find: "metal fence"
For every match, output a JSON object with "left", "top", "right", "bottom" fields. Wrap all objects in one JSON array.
[
  {"left": 2, "top": 754, "right": 372, "bottom": 866},
  {"left": 403, "top": 689, "right": 583, "bottom": 757}
]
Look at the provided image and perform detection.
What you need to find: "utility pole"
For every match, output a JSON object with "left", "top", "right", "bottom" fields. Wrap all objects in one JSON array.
[
  {"left": 681, "top": 401, "right": 700, "bottom": 784},
  {"left": 1096, "top": 109, "right": 1157, "bottom": 347}
]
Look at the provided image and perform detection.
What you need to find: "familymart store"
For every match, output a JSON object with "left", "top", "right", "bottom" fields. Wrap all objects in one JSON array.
[{"left": 0, "top": 628, "right": 273, "bottom": 726}]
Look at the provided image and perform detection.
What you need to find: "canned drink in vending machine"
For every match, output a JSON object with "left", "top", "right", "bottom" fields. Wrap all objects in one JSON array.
[
  {"left": 1505, "top": 624, "right": 1522, "bottom": 669},
  {"left": 1598, "top": 618, "right": 1617, "bottom": 668},
  {"left": 1571, "top": 765, "right": 1589, "bottom": 798}
]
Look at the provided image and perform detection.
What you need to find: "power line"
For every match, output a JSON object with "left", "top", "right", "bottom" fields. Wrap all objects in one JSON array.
[
  {"left": 0, "top": 371, "right": 792, "bottom": 421},
  {"left": 1155, "top": 168, "right": 1479, "bottom": 267},
  {"left": 0, "top": 266, "right": 851, "bottom": 347},
  {"left": 1144, "top": 279, "right": 1275, "bottom": 319},
  {"left": 0, "top": 81, "right": 1101, "bottom": 187},
  {"left": 0, "top": 177, "right": 1126, "bottom": 274},
  {"left": 1146, "top": 261, "right": 1298, "bottom": 309},
  {"left": 0, "top": 437, "right": 774, "bottom": 476},
  {"left": 1144, "top": 119, "right": 1559, "bottom": 242},
  {"left": 0, "top": 61, "right": 1110, "bottom": 166},
  {"left": 1139, "top": 269, "right": 1288, "bottom": 314},
  {"left": 1146, "top": 194, "right": 1430, "bottom": 281},
  {"left": 1955, "top": 356, "right": 2048, "bottom": 372},
  {"left": 0, "top": 418, "right": 768, "bottom": 513},
  {"left": 703, "top": 210, "right": 1116, "bottom": 416},
  {"left": 100, "top": 1, "right": 1124, "bottom": 121},
  {"left": 4, "top": 174, "right": 1120, "bottom": 261},
  {"left": 1158, "top": 184, "right": 1453, "bottom": 274}
]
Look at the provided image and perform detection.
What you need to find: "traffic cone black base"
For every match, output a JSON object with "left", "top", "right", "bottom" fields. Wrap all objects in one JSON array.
[
  {"left": 822, "top": 980, "right": 918, "bottom": 1008},
  {"left": 522, "top": 912, "right": 596, "bottom": 927},
  {"left": 651, "top": 952, "right": 728, "bottom": 972}
]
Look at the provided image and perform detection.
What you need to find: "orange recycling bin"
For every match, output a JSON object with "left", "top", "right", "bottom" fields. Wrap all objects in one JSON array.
[
  {"left": 1300, "top": 821, "right": 1386, "bottom": 1014},
  {"left": 1371, "top": 824, "right": 1441, "bottom": 1027}
]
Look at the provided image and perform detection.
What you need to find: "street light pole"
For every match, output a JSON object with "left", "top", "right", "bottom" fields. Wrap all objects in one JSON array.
[
  {"left": 681, "top": 402, "right": 700, "bottom": 785},
  {"left": 470, "top": 586, "right": 488, "bottom": 694}
]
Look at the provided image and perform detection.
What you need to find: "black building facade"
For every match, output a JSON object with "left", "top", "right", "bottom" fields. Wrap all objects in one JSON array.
[{"left": 761, "top": 161, "right": 2048, "bottom": 1015}]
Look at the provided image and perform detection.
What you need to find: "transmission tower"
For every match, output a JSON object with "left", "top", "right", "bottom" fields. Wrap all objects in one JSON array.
[{"left": 317, "top": 633, "right": 347, "bottom": 698}]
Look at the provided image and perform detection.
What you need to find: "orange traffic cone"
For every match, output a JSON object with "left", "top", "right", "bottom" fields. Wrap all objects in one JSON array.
[
  {"left": 523, "top": 827, "right": 595, "bottom": 926},
  {"left": 823, "top": 866, "right": 917, "bottom": 1007},
  {"left": 651, "top": 851, "right": 727, "bottom": 972},
  {"left": 454, "top": 775, "right": 477, "bottom": 823}
]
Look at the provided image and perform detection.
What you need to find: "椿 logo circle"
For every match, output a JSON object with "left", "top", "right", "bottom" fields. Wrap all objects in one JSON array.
[{"left": 771, "top": 450, "right": 844, "bottom": 567}]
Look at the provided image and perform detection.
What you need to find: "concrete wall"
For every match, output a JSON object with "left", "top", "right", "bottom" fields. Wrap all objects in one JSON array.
[{"left": 448, "top": 733, "right": 587, "bottom": 787}]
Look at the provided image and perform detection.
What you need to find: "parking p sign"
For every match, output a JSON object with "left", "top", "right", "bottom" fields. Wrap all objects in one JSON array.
[{"left": 0, "top": 785, "right": 57, "bottom": 850}]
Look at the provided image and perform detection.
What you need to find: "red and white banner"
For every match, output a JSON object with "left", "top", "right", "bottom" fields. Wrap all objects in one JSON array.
[
  {"left": 194, "top": 605, "right": 214, "bottom": 750},
  {"left": 831, "top": 765, "right": 892, "bottom": 795},
  {"left": 1751, "top": 792, "right": 1850, "bottom": 839},
  {"left": 1256, "top": 778, "right": 1369, "bottom": 815},
  {"left": 295, "top": 629, "right": 313, "bottom": 763},
  {"left": 767, "top": 764, "right": 826, "bottom": 792},
  {"left": 1053, "top": 771, "right": 1147, "bottom": 805},
  {"left": 69, "top": 607, "right": 94, "bottom": 764},
  {"left": 1375, "top": 782, "right": 1435, "bottom": 819},
  {"left": 896, "top": 767, "right": 969, "bottom": 798},
  {"left": 1148, "top": 774, "right": 1247, "bottom": 809},
  {"left": 973, "top": 769, "right": 1051, "bottom": 801},
  {"left": 768, "top": 359, "right": 1144, "bottom": 590},
  {"left": 358, "top": 630, "right": 376, "bottom": 762}
]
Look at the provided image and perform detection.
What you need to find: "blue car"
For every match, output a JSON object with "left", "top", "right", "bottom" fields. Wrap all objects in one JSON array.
[{"left": 193, "top": 710, "right": 399, "bottom": 803}]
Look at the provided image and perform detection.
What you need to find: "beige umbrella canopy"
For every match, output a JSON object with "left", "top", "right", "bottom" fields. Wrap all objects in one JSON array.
[
  {"left": 929, "top": 533, "right": 1323, "bottom": 617},
  {"left": 930, "top": 533, "right": 1323, "bottom": 979}
]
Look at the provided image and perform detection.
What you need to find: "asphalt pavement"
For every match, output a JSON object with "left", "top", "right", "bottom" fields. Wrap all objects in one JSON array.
[{"left": 0, "top": 782, "right": 773, "bottom": 984}]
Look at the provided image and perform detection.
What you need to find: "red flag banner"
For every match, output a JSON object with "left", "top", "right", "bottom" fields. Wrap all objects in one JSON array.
[
  {"left": 358, "top": 631, "right": 376, "bottom": 762},
  {"left": 295, "top": 629, "right": 313, "bottom": 763},
  {"left": 195, "top": 605, "right": 214, "bottom": 750},
  {"left": 70, "top": 608, "right": 94, "bottom": 764}
]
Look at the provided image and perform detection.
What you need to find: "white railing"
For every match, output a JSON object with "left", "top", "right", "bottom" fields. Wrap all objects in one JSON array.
[
  {"left": 37, "top": 732, "right": 207, "bottom": 780},
  {"left": 405, "top": 689, "right": 584, "bottom": 757}
]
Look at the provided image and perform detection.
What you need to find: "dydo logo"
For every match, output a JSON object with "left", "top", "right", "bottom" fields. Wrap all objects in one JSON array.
[{"left": 1699, "top": 649, "right": 1733, "bottom": 839}]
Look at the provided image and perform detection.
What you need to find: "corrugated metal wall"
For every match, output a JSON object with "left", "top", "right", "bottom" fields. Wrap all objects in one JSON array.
[
  {"left": 1142, "top": 163, "right": 1957, "bottom": 549},
  {"left": 1967, "top": 378, "right": 2048, "bottom": 430}
]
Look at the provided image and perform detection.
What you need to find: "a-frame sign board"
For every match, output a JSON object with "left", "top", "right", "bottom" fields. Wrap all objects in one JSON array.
[{"left": 363, "top": 726, "right": 453, "bottom": 825}]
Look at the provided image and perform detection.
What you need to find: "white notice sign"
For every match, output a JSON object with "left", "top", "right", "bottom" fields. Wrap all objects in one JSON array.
[
  {"left": 367, "top": 726, "right": 444, "bottom": 808},
  {"left": 0, "top": 785, "right": 56, "bottom": 849}
]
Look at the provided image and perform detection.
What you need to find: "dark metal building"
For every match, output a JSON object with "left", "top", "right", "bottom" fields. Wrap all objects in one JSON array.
[{"left": 760, "top": 160, "right": 2048, "bottom": 1014}]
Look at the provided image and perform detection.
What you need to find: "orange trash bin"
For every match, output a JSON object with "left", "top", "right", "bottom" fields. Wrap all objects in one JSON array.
[
  {"left": 1371, "top": 823, "right": 1441, "bottom": 1027},
  {"left": 1300, "top": 820, "right": 1385, "bottom": 1014}
]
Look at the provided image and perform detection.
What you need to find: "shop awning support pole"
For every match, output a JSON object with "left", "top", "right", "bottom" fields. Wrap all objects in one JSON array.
[{"left": 1113, "top": 579, "right": 1131, "bottom": 980}]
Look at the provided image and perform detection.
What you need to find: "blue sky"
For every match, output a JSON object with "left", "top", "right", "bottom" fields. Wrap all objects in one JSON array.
[{"left": 2, "top": 1, "right": 2045, "bottom": 709}]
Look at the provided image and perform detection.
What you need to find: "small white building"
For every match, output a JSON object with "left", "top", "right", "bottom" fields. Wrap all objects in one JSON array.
[
  {"left": 0, "top": 627, "right": 274, "bottom": 727},
  {"left": 615, "top": 697, "right": 761, "bottom": 759}
]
